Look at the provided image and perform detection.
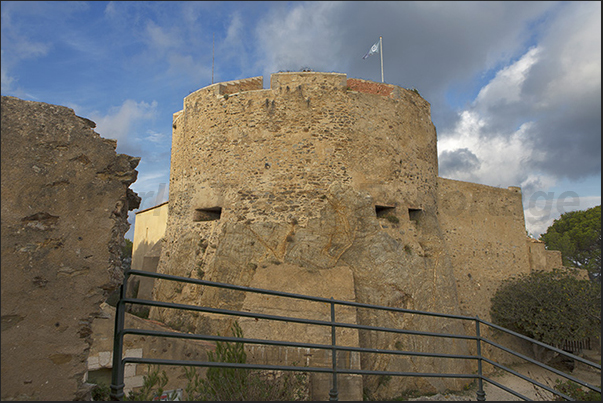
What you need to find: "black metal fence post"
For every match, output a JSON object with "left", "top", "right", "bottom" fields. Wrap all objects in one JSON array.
[
  {"left": 329, "top": 298, "right": 339, "bottom": 401},
  {"left": 109, "top": 269, "right": 129, "bottom": 400},
  {"left": 475, "top": 316, "right": 486, "bottom": 401}
]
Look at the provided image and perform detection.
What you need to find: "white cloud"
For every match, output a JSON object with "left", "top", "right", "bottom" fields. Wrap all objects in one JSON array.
[
  {"left": 144, "top": 130, "right": 165, "bottom": 144},
  {"left": 145, "top": 20, "right": 182, "bottom": 51},
  {"left": 439, "top": 109, "right": 547, "bottom": 189},
  {"left": 218, "top": 12, "right": 249, "bottom": 74},
  {"left": 474, "top": 47, "right": 540, "bottom": 109},
  {"left": 166, "top": 53, "right": 211, "bottom": 84},
  {"left": 11, "top": 36, "right": 50, "bottom": 60},
  {"left": 0, "top": 50, "right": 16, "bottom": 93},
  {"left": 103, "top": 1, "right": 117, "bottom": 18},
  {"left": 531, "top": 1, "right": 601, "bottom": 109},
  {"left": 438, "top": 36, "right": 600, "bottom": 236},
  {"left": 256, "top": 2, "right": 345, "bottom": 75},
  {"left": 130, "top": 171, "right": 170, "bottom": 212},
  {"left": 439, "top": 1, "right": 600, "bottom": 189},
  {"left": 90, "top": 99, "right": 158, "bottom": 155},
  {"left": 225, "top": 12, "right": 244, "bottom": 47},
  {"left": 1, "top": 5, "right": 51, "bottom": 95}
]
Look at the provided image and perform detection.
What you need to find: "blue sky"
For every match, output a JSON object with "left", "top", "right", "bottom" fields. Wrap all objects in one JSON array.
[{"left": 2, "top": 1, "right": 600, "bottom": 239}]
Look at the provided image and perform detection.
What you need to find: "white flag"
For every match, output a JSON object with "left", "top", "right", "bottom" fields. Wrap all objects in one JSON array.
[{"left": 362, "top": 40, "right": 380, "bottom": 59}]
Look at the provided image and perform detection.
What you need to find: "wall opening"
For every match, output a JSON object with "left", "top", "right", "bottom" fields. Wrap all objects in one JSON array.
[
  {"left": 193, "top": 207, "right": 222, "bottom": 222},
  {"left": 86, "top": 368, "right": 112, "bottom": 387},
  {"left": 409, "top": 208, "right": 423, "bottom": 223},
  {"left": 375, "top": 205, "right": 396, "bottom": 218}
]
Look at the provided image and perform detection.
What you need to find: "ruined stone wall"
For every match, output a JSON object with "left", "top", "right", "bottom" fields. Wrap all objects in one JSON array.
[
  {"left": 1, "top": 96, "right": 140, "bottom": 401},
  {"left": 151, "top": 72, "right": 472, "bottom": 398}
]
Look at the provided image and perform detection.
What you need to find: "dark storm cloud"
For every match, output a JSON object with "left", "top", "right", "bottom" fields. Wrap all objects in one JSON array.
[
  {"left": 465, "top": 1, "right": 601, "bottom": 182},
  {"left": 255, "top": 2, "right": 586, "bottom": 180},
  {"left": 258, "top": 2, "right": 552, "bottom": 86},
  {"left": 531, "top": 101, "right": 602, "bottom": 179},
  {"left": 439, "top": 148, "right": 481, "bottom": 177}
]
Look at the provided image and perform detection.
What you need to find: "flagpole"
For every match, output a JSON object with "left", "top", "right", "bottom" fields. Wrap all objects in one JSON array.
[
  {"left": 380, "top": 36, "right": 384, "bottom": 83},
  {"left": 212, "top": 33, "right": 215, "bottom": 84}
]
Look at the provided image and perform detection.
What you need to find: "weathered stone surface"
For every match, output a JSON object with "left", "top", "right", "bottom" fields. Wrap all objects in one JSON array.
[
  {"left": 239, "top": 263, "right": 362, "bottom": 401},
  {"left": 1, "top": 96, "right": 140, "bottom": 401}
]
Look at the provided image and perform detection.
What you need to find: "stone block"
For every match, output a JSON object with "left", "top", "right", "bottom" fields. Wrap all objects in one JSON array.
[
  {"left": 87, "top": 355, "right": 100, "bottom": 371},
  {"left": 124, "top": 363, "right": 137, "bottom": 378},
  {"left": 98, "top": 351, "right": 112, "bottom": 368}
]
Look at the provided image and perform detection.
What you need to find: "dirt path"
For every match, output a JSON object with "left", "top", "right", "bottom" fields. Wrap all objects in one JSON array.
[{"left": 408, "top": 351, "right": 601, "bottom": 401}]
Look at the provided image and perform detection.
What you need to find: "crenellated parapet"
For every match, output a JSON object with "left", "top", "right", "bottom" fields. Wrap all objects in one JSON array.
[{"left": 168, "top": 72, "right": 438, "bottom": 229}]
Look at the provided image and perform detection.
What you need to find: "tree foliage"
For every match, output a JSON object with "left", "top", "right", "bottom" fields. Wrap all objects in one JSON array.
[
  {"left": 122, "top": 238, "right": 133, "bottom": 258},
  {"left": 121, "top": 238, "right": 133, "bottom": 271},
  {"left": 490, "top": 269, "right": 601, "bottom": 346},
  {"left": 539, "top": 205, "right": 601, "bottom": 281}
]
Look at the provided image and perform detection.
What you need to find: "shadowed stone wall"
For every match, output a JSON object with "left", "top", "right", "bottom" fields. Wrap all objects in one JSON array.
[{"left": 1, "top": 96, "right": 140, "bottom": 401}]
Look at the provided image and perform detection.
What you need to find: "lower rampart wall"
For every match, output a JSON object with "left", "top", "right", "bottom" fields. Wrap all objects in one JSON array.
[
  {"left": 437, "top": 177, "right": 530, "bottom": 321},
  {"left": 437, "top": 177, "right": 537, "bottom": 365}
]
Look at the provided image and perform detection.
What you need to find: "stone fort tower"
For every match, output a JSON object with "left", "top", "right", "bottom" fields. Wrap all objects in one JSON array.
[{"left": 148, "top": 72, "right": 558, "bottom": 398}]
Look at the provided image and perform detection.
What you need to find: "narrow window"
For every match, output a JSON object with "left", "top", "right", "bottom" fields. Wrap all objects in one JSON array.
[
  {"left": 193, "top": 207, "right": 222, "bottom": 222},
  {"left": 375, "top": 205, "right": 395, "bottom": 218},
  {"left": 409, "top": 208, "right": 423, "bottom": 223},
  {"left": 86, "top": 368, "right": 113, "bottom": 389}
]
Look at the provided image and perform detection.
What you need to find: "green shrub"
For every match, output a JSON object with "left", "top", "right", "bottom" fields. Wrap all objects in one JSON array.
[
  {"left": 490, "top": 269, "right": 601, "bottom": 346},
  {"left": 91, "top": 382, "right": 111, "bottom": 401},
  {"left": 99, "top": 322, "right": 308, "bottom": 401},
  {"left": 127, "top": 365, "right": 169, "bottom": 401},
  {"left": 183, "top": 321, "right": 308, "bottom": 401},
  {"left": 554, "top": 379, "right": 601, "bottom": 401}
]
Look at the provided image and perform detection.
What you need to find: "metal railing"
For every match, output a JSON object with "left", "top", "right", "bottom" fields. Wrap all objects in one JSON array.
[
  {"left": 556, "top": 338, "right": 592, "bottom": 355},
  {"left": 110, "top": 269, "right": 601, "bottom": 401}
]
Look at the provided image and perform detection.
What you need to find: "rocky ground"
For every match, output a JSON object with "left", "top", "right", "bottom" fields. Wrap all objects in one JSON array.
[{"left": 406, "top": 350, "right": 601, "bottom": 401}]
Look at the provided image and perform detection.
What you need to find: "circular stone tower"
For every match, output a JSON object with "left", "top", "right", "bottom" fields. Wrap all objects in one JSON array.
[{"left": 152, "top": 72, "right": 471, "bottom": 398}]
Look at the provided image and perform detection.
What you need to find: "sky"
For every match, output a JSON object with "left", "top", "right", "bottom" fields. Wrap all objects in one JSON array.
[{"left": 1, "top": 1, "right": 600, "bottom": 240}]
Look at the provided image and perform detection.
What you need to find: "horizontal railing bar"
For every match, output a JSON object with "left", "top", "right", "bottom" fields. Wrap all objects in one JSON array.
[
  {"left": 481, "top": 338, "right": 601, "bottom": 392},
  {"left": 481, "top": 358, "right": 576, "bottom": 399},
  {"left": 122, "top": 298, "right": 476, "bottom": 341},
  {"left": 337, "top": 346, "right": 476, "bottom": 361},
  {"left": 123, "top": 357, "right": 334, "bottom": 373},
  {"left": 481, "top": 376, "right": 534, "bottom": 401},
  {"left": 122, "top": 357, "right": 478, "bottom": 380},
  {"left": 478, "top": 319, "right": 600, "bottom": 370},
  {"left": 323, "top": 368, "right": 478, "bottom": 379},
  {"left": 125, "top": 269, "right": 475, "bottom": 322},
  {"left": 122, "top": 328, "right": 478, "bottom": 361}
]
